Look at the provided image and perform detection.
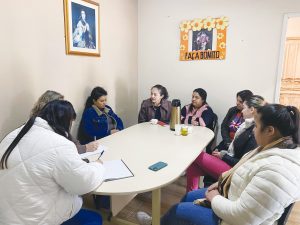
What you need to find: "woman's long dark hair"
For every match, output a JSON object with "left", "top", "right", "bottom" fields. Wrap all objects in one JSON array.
[
  {"left": 39, "top": 100, "right": 76, "bottom": 139},
  {"left": 236, "top": 89, "right": 253, "bottom": 102},
  {"left": 84, "top": 86, "right": 107, "bottom": 111},
  {"left": 77, "top": 87, "right": 107, "bottom": 143},
  {"left": 257, "top": 104, "right": 300, "bottom": 145},
  {"left": 0, "top": 100, "right": 76, "bottom": 169}
]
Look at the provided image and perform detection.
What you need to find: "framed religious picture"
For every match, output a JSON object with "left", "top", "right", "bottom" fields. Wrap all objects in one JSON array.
[
  {"left": 64, "top": 0, "right": 100, "bottom": 56},
  {"left": 179, "top": 16, "right": 229, "bottom": 61}
]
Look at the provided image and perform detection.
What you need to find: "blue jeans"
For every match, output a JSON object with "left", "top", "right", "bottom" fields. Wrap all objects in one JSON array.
[
  {"left": 61, "top": 209, "right": 102, "bottom": 225},
  {"left": 161, "top": 188, "right": 219, "bottom": 225}
]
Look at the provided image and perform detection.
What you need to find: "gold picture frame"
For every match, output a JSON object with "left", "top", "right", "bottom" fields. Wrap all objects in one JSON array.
[{"left": 64, "top": 0, "right": 100, "bottom": 57}]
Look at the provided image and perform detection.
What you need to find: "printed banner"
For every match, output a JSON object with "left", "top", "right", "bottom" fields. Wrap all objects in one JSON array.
[{"left": 179, "top": 17, "right": 228, "bottom": 61}]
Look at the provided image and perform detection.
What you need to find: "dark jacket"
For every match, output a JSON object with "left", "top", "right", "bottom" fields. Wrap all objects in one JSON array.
[
  {"left": 78, "top": 105, "right": 124, "bottom": 144},
  {"left": 138, "top": 99, "right": 172, "bottom": 123},
  {"left": 222, "top": 124, "right": 257, "bottom": 167},
  {"left": 220, "top": 106, "right": 244, "bottom": 149}
]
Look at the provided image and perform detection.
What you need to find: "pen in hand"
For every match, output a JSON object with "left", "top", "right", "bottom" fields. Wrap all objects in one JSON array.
[
  {"left": 82, "top": 150, "right": 104, "bottom": 163},
  {"left": 98, "top": 150, "right": 104, "bottom": 160},
  {"left": 95, "top": 151, "right": 104, "bottom": 164}
]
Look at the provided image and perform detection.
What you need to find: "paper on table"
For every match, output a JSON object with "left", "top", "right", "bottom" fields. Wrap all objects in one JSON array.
[
  {"left": 80, "top": 145, "right": 107, "bottom": 159},
  {"left": 103, "top": 159, "right": 134, "bottom": 182}
]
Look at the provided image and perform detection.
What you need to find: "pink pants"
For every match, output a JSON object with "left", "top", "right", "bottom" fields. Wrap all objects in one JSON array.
[{"left": 186, "top": 152, "right": 231, "bottom": 192}]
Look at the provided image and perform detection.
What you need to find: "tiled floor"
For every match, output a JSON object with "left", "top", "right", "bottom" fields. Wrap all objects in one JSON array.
[{"left": 117, "top": 178, "right": 186, "bottom": 223}]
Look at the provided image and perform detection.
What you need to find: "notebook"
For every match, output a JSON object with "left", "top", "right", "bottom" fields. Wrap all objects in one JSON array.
[{"left": 103, "top": 159, "right": 134, "bottom": 181}]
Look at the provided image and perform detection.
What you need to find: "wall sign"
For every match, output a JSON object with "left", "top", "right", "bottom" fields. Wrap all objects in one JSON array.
[{"left": 179, "top": 17, "right": 228, "bottom": 61}]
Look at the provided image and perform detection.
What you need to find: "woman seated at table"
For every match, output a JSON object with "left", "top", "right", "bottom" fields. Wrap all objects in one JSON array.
[
  {"left": 186, "top": 95, "right": 265, "bottom": 192},
  {"left": 137, "top": 103, "right": 300, "bottom": 225},
  {"left": 138, "top": 84, "right": 171, "bottom": 123},
  {"left": 78, "top": 86, "right": 124, "bottom": 144},
  {"left": 0, "top": 100, "right": 105, "bottom": 225},
  {"left": 31, "top": 90, "right": 99, "bottom": 153},
  {"left": 181, "top": 88, "right": 214, "bottom": 130},
  {"left": 216, "top": 89, "right": 253, "bottom": 151}
]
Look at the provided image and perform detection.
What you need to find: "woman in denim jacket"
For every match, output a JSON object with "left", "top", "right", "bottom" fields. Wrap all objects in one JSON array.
[{"left": 78, "top": 86, "right": 124, "bottom": 144}]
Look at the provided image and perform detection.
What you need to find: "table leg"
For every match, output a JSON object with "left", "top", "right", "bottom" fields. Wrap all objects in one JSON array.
[{"left": 152, "top": 188, "right": 161, "bottom": 225}]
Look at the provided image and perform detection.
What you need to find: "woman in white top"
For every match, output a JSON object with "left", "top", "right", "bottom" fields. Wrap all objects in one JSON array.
[{"left": 0, "top": 100, "right": 105, "bottom": 225}]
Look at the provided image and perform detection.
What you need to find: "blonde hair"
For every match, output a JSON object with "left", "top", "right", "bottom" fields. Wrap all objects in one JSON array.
[
  {"left": 244, "top": 95, "right": 266, "bottom": 109},
  {"left": 30, "top": 90, "right": 64, "bottom": 117}
]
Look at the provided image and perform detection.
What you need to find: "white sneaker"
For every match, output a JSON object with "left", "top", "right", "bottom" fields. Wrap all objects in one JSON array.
[{"left": 136, "top": 211, "right": 152, "bottom": 225}]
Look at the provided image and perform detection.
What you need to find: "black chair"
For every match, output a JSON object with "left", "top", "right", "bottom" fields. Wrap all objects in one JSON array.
[
  {"left": 203, "top": 113, "right": 219, "bottom": 187},
  {"left": 277, "top": 203, "right": 295, "bottom": 225},
  {"left": 206, "top": 113, "right": 218, "bottom": 154}
]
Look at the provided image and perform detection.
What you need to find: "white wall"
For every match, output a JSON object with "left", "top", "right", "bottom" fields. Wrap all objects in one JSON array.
[
  {"left": 138, "top": 0, "right": 300, "bottom": 140},
  {"left": 0, "top": 0, "right": 138, "bottom": 139},
  {"left": 286, "top": 17, "right": 300, "bottom": 37}
]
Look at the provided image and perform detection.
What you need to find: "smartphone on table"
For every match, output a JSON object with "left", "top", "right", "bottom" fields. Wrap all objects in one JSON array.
[{"left": 148, "top": 161, "right": 168, "bottom": 171}]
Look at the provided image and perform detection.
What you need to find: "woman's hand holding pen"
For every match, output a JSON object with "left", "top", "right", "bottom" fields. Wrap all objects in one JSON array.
[
  {"left": 95, "top": 159, "right": 103, "bottom": 164},
  {"left": 83, "top": 149, "right": 104, "bottom": 164},
  {"left": 85, "top": 140, "right": 100, "bottom": 152},
  {"left": 95, "top": 150, "right": 104, "bottom": 164}
]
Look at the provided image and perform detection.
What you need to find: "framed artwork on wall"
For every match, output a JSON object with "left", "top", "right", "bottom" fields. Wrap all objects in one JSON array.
[
  {"left": 64, "top": 0, "right": 100, "bottom": 57},
  {"left": 179, "top": 16, "right": 228, "bottom": 61}
]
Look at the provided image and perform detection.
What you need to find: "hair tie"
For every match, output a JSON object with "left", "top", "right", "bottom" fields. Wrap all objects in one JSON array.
[{"left": 286, "top": 106, "right": 295, "bottom": 116}]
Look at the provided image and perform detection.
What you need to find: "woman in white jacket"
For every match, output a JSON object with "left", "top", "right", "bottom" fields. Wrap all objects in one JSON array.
[
  {"left": 0, "top": 100, "right": 105, "bottom": 225},
  {"left": 138, "top": 104, "right": 300, "bottom": 225}
]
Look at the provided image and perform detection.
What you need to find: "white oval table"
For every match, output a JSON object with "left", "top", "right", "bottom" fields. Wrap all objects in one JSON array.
[{"left": 93, "top": 123, "right": 214, "bottom": 225}]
